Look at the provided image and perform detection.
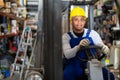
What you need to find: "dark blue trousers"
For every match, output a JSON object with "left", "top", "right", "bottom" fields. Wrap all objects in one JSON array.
[{"left": 64, "top": 64, "right": 115, "bottom": 80}]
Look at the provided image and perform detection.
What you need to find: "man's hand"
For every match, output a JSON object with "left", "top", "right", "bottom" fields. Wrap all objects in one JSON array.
[
  {"left": 101, "top": 45, "right": 110, "bottom": 55},
  {"left": 79, "top": 39, "right": 90, "bottom": 47}
]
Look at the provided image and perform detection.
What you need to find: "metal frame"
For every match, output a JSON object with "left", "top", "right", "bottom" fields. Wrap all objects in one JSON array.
[
  {"left": 114, "top": 0, "right": 120, "bottom": 78},
  {"left": 89, "top": 5, "right": 94, "bottom": 29},
  {"left": 35, "top": 0, "right": 44, "bottom": 68},
  {"left": 63, "top": 0, "right": 98, "bottom": 5},
  {"left": 43, "top": 0, "right": 63, "bottom": 80},
  {"left": 115, "top": 0, "right": 120, "bottom": 25}
]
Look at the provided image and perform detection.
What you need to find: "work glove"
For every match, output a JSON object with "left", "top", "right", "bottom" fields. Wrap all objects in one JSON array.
[
  {"left": 79, "top": 39, "right": 90, "bottom": 47},
  {"left": 101, "top": 45, "right": 110, "bottom": 55}
]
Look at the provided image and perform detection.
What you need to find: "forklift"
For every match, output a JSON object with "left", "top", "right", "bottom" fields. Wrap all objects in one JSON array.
[
  {"left": 6, "top": 0, "right": 120, "bottom": 80},
  {"left": 42, "top": 0, "right": 120, "bottom": 80}
]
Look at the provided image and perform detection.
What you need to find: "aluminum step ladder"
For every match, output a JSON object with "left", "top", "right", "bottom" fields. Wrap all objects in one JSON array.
[
  {"left": 10, "top": 26, "right": 33, "bottom": 80},
  {"left": 24, "top": 35, "right": 37, "bottom": 79}
]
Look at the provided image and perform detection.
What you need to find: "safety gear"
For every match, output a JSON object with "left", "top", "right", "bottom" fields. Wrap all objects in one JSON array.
[
  {"left": 64, "top": 30, "right": 93, "bottom": 80},
  {"left": 101, "top": 45, "right": 110, "bottom": 55},
  {"left": 64, "top": 30, "right": 115, "bottom": 80},
  {"left": 70, "top": 6, "right": 86, "bottom": 20},
  {"left": 79, "top": 39, "right": 90, "bottom": 47}
]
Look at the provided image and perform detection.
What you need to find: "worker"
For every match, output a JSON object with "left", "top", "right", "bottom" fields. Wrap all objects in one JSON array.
[{"left": 62, "top": 6, "right": 115, "bottom": 80}]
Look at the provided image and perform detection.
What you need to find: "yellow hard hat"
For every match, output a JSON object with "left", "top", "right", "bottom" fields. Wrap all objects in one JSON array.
[{"left": 70, "top": 6, "right": 86, "bottom": 20}]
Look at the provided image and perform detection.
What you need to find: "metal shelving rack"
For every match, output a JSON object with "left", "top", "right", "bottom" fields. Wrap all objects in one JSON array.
[
  {"left": 0, "top": 11, "right": 24, "bottom": 22},
  {"left": 26, "top": 0, "right": 39, "bottom": 17}
]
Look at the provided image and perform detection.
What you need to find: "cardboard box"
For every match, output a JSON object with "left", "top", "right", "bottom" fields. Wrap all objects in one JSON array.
[{"left": 0, "top": 0, "right": 4, "bottom": 7}]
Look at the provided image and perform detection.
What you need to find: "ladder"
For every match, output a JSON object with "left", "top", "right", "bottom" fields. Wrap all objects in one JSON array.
[
  {"left": 24, "top": 35, "right": 37, "bottom": 79},
  {"left": 10, "top": 26, "right": 33, "bottom": 80}
]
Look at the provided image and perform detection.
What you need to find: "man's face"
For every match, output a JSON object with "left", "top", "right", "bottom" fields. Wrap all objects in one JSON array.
[{"left": 71, "top": 16, "right": 86, "bottom": 33}]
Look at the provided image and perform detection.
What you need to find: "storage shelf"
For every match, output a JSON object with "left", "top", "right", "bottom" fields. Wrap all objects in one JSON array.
[
  {"left": 94, "top": 11, "right": 116, "bottom": 20},
  {"left": 0, "top": 33, "right": 18, "bottom": 38},
  {"left": 0, "top": 11, "right": 24, "bottom": 22}
]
